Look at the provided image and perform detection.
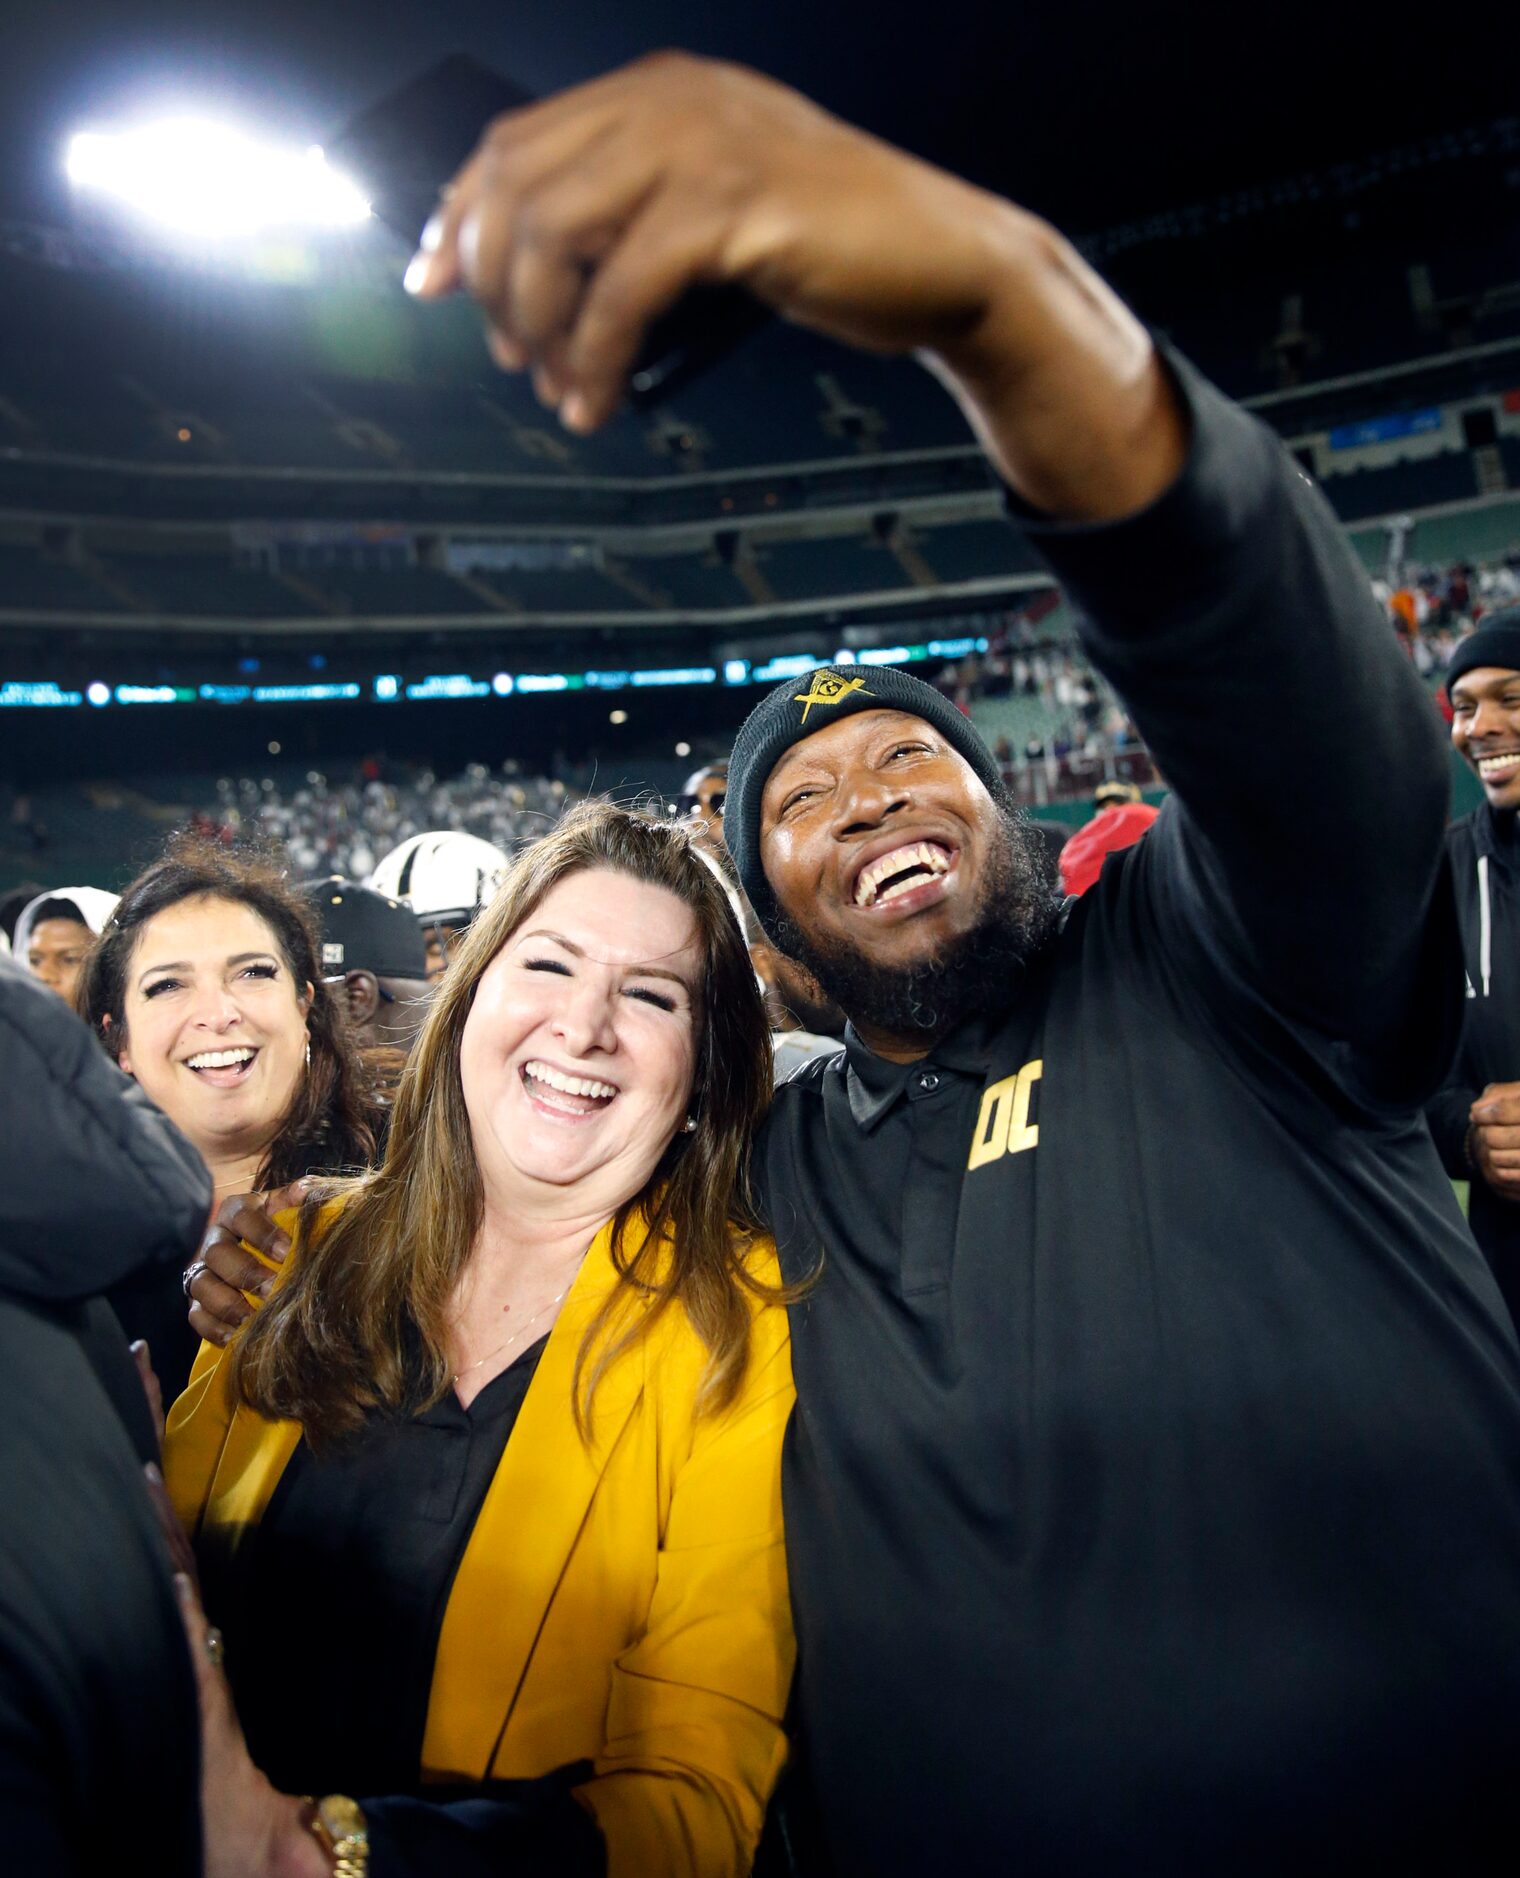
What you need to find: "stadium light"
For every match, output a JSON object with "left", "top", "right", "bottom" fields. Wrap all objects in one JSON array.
[{"left": 65, "top": 119, "right": 370, "bottom": 237}]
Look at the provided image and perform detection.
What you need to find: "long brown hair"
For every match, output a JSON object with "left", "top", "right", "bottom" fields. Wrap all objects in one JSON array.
[
  {"left": 77, "top": 835, "right": 379, "bottom": 1185},
  {"left": 230, "top": 801, "right": 781, "bottom": 1448}
]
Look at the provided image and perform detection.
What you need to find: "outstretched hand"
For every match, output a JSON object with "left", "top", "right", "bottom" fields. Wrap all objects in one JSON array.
[
  {"left": 405, "top": 53, "right": 1182, "bottom": 520},
  {"left": 405, "top": 53, "right": 1022, "bottom": 432}
]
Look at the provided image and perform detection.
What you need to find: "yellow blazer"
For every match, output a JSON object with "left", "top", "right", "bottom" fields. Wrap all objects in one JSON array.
[{"left": 164, "top": 1209, "right": 796, "bottom": 1878}]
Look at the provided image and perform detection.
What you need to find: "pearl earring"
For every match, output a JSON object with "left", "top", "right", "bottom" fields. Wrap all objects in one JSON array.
[{"left": 681, "top": 1115, "right": 697, "bottom": 1133}]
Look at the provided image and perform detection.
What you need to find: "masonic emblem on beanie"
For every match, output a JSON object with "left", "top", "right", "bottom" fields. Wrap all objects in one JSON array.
[{"left": 793, "top": 671, "right": 874, "bottom": 725}]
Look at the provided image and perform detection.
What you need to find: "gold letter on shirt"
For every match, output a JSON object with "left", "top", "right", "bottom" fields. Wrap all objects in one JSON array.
[
  {"left": 968, "top": 1074, "right": 1015, "bottom": 1169},
  {"left": 1007, "top": 1059, "right": 1042, "bottom": 1155},
  {"left": 967, "top": 1060, "right": 1043, "bottom": 1169}
]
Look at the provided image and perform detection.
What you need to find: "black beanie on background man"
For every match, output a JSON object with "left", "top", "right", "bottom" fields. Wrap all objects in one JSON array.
[
  {"left": 725, "top": 663, "right": 1004, "bottom": 936},
  {"left": 1445, "top": 605, "right": 1520, "bottom": 693},
  {"left": 303, "top": 877, "right": 428, "bottom": 981}
]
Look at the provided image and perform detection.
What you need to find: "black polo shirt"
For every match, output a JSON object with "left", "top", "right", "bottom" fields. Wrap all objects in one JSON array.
[{"left": 754, "top": 354, "right": 1520, "bottom": 1875}]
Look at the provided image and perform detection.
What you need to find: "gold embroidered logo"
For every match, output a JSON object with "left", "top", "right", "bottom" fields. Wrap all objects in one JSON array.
[
  {"left": 967, "top": 1059, "right": 1043, "bottom": 1170},
  {"left": 793, "top": 671, "right": 872, "bottom": 725}
]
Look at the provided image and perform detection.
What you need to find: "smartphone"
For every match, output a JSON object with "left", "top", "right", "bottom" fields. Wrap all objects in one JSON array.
[{"left": 330, "top": 53, "right": 770, "bottom": 409}]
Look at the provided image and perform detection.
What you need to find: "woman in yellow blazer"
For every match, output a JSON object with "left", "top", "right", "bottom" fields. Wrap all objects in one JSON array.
[{"left": 164, "top": 803, "right": 796, "bottom": 1878}]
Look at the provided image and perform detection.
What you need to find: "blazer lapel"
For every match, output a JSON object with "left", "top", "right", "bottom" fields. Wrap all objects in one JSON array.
[
  {"left": 204, "top": 1402, "right": 303, "bottom": 1551},
  {"left": 422, "top": 1215, "right": 652, "bottom": 1780}
]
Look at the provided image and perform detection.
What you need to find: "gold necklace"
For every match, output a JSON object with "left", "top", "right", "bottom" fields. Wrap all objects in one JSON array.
[{"left": 451, "top": 1276, "right": 576, "bottom": 1385}]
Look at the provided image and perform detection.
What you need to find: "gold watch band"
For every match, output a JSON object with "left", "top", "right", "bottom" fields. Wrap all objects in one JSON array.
[{"left": 303, "top": 1794, "right": 369, "bottom": 1877}]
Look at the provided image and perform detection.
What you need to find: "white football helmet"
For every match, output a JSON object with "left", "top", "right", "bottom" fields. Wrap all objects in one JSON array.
[{"left": 367, "top": 831, "right": 510, "bottom": 931}]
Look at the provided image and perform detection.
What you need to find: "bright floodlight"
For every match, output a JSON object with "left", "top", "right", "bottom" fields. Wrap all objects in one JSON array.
[{"left": 65, "top": 119, "right": 370, "bottom": 237}]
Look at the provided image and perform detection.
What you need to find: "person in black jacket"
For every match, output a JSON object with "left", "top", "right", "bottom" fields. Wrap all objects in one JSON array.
[
  {"left": 198, "top": 50, "right": 1520, "bottom": 1876},
  {"left": 0, "top": 954, "right": 212, "bottom": 1873},
  {"left": 1428, "top": 609, "right": 1520, "bottom": 1326}
]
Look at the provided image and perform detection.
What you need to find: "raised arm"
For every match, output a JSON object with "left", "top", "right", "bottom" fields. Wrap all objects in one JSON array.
[
  {"left": 1017, "top": 357, "right": 1455, "bottom": 1055},
  {"left": 411, "top": 52, "right": 1450, "bottom": 1058},
  {"left": 407, "top": 52, "right": 1185, "bottom": 520}
]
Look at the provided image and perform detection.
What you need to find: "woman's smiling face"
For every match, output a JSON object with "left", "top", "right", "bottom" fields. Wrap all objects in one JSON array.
[
  {"left": 116, "top": 894, "right": 312, "bottom": 1166},
  {"left": 458, "top": 868, "right": 702, "bottom": 1216}
]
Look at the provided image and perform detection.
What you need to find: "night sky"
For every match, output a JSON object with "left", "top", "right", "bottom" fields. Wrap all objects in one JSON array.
[{"left": 1, "top": 1, "right": 1504, "bottom": 237}]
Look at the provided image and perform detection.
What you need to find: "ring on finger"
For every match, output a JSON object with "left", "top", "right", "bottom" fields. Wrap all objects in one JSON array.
[
  {"left": 181, "top": 1258, "right": 208, "bottom": 1301},
  {"left": 205, "top": 1626, "right": 225, "bottom": 1669}
]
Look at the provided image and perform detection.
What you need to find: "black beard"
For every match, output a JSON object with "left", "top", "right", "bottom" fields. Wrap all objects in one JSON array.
[{"left": 770, "top": 796, "right": 1061, "bottom": 1041}]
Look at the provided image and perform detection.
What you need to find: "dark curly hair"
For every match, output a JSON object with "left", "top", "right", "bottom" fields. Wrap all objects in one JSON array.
[{"left": 77, "top": 835, "right": 380, "bottom": 1187}]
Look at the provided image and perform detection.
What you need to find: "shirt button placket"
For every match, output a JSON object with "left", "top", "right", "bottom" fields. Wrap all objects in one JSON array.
[{"left": 899, "top": 1066, "right": 962, "bottom": 1300}]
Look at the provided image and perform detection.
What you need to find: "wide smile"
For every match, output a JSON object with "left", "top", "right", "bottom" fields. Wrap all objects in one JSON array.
[
  {"left": 182, "top": 1045, "right": 260, "bottom": 1089},
  {"left": 520, "top": 1058, "right": 619, "bottom": 1123},
  {"left": 848, "top": 838, "right": 959, "bottom": 918},
  {"left": 1476, "top": 751, "right": 1520, "bottom": 786}
]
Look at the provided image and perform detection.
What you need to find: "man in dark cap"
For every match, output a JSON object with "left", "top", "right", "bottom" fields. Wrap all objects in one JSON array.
[
  {"left": 724, "top": 642, "right": 1518, "bottom": 1877},
  {"left": 1429, "top": 609, "right": 1520, "bottom": 1325},
  {"left": 196, "top": 49, "right": 1520, "bottom": 1875},
  {"left": 304, "top": 877, "right": 434, "bottom": 1101}
]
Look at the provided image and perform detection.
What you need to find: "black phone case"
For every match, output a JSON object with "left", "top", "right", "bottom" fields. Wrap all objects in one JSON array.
[{"left": 330, "top": 52, "right": 769, "bottom": 410}]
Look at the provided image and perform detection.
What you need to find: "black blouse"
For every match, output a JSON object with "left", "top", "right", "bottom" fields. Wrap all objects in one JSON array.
[
  {"left": 201, "top": 1338, "right": 605, "bottom": 1876},
  {"left": 216, "top": 1337, "right": 545, "bottom": 1795}
]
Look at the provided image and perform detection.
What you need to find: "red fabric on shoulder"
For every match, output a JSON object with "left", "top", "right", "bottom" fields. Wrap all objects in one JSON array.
[{"left": 1059, "top": 803, "right": 1161, "bottom": 897}]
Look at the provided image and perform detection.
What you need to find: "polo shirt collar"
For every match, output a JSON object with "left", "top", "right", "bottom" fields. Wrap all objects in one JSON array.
[{"left": 843, "top": 1010, "right": 1005, "bottom": 1132}]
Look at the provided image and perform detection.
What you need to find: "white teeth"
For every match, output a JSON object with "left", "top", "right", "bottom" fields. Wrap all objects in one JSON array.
[
  {"left": 523, "top": 1061, "right": 617, "bottom": 1101},
  {"left": 186, "top": 1048, "right": 255, "bottom": 1070},
  {"left": 1479, "top": 755, "right": 1520, "bottom": 776},
  {"left": 854, "top": 840, "right": 951, "bottom": 907}
]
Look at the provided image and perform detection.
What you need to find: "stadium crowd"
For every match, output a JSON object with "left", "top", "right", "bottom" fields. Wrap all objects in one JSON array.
[
  {"left": 6, "top": 48, "right": 1520, "bottom": 1878},
  {"left": 194, "top": 762, "right": 578, "bottom": 882},
  {"left": 12, "top": 549, "right": 1518, "bottom": 905},
  {"left": 1381, "top": 552, "right": 1520, "bottom": 680},
  {"left": 182, "top": 544, "right": 1520, "bottom": 865}
]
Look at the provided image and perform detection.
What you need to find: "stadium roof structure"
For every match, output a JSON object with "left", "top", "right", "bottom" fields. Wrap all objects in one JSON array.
[
  {"left": 0, "top": 0, "right": 1514, "bottom": 709},
  {"left": 3, "top": 0, "right": 1513, "bottom": 237}
]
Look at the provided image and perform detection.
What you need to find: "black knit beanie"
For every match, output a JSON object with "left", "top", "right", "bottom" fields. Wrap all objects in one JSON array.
[
  {"left": 1446, "top": 605, "right": 1520, "bottom": 692},
  {"left": 725, "top": 663, "right": 1004, "bottom": 936}
]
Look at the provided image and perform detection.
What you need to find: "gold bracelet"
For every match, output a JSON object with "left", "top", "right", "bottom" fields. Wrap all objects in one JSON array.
[{"left": 302, "top": 1794, "right": 369, "bottom": 1877}]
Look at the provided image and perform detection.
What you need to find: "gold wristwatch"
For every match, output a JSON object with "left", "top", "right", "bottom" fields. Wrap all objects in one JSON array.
[{"left": 303, "top": 1794, "right": 369, "bottom": 1876}]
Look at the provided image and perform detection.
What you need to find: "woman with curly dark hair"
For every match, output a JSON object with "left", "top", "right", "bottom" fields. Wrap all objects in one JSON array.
[{"left": 78, "top": 836, "right": 381, "bottom": 1395}]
